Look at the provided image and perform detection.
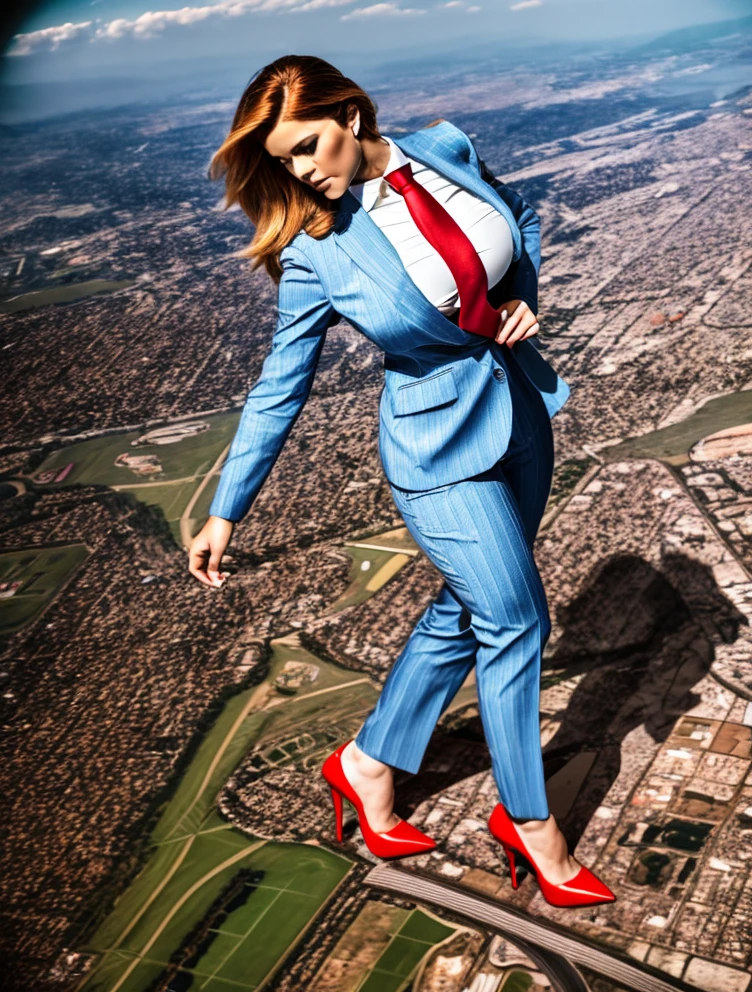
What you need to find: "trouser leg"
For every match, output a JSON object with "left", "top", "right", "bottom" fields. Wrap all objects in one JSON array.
[
  {"left": 354, "top": 579, "right": 477, "bottom": 773},
  {"left": 472, "top": 354, "right": 556, "bottom": 817},
  {"left": 358, "top": 354, "right": 555, "bottom": 817}
]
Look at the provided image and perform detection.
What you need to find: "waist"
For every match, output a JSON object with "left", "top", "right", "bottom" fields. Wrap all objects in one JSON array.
[{"left": 383, "top": 272, "right": 507, "bottom": 373}]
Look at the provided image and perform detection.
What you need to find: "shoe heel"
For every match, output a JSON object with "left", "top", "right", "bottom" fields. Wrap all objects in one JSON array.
[
  {"left": 501, "top": 843, "right": 519, "bottom": 889},
  {"left": 330, "top": 786, "right": 344, "bottom": 842}
]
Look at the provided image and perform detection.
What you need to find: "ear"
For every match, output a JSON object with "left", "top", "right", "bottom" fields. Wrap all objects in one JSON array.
[{"left": 347, "top": 103, "right": 361, "bottom": 136}]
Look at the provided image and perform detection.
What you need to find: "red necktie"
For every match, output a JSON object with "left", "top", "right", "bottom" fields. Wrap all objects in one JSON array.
[{"left": 384, "top": 161, "right": 501, "bottom": 339}]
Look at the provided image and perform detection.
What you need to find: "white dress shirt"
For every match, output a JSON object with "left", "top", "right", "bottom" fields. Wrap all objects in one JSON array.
[{"left": 347, "top": 134, "right": 514, "bottom": 316}]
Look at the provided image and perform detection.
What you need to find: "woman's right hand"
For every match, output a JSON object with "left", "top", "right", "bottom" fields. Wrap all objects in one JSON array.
[
  {"left": 188, "top": 515, "right": 235, "bottom": 588},
  {"left": 495, "top": 299, "right": 540, "bottom": 347}
]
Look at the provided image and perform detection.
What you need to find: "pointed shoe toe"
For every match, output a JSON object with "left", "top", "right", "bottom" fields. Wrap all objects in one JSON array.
[
  {"left": 533, "top": 862, "right": 617, "bottom": 908},
  {"left": 487, "top": 801, "right": 617, "bottom": 908},
  {"left": 566, "top": 865, "right": 616, "bottom": 903},
  {"left": 380, "top": 818, "right": 437, "bottom": 853}
]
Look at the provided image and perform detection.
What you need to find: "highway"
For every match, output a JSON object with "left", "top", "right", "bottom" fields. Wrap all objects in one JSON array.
[{"left": 365, "top": 864, "right": 702, "bottom": 992}]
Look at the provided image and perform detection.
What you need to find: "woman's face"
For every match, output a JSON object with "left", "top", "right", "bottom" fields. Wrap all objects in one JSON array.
[{"left": 263, "top": 114, "right": 361, "bottom": 199}]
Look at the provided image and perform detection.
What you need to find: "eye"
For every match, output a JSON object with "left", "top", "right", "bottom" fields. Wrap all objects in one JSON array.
[{"left": 280, "top": 138, "right": 317, "bottom": 166}]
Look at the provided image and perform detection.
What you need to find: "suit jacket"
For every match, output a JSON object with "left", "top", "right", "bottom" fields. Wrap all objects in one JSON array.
[{"left": 208, "top": 119, "right": 571, "bottom": 523}]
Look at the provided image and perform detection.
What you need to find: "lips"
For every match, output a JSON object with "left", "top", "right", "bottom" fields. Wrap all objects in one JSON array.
[{"left": 312, "top": 177, "right": 329, "bottom": 189}]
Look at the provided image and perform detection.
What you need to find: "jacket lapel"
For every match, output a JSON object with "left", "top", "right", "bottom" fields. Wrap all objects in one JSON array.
[{"left": 331, "top": 123, "right": 518, "bottom": 336}]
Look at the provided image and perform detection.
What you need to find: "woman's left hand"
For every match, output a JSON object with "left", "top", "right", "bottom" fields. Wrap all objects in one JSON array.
[{"left": 494, "top": 299, "right": 539, "bottom": 347}]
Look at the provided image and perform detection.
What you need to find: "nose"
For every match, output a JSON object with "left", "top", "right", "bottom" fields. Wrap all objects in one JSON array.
[{"left": 295, "top": 160, "right": 316, "bottom": 184}]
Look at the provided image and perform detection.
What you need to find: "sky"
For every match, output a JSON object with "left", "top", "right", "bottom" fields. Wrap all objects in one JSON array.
[
  {"left": 0, "top": 0, "right": 748, "bottom": 121},
  {"left": 4, "top": 0, "right": 749, "bottom": 69}
]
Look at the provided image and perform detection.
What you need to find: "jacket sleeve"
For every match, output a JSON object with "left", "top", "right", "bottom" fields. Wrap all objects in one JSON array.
[
  {"left": 470, "top": 139, "right": 542, "bottom": 316},
  {"left": 208, "top": 243, "right": 337, "bottom": 523}
]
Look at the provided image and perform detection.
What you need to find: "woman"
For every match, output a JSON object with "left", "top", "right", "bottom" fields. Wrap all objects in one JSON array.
[{"left": 188, "top": 55, "right": 615, "bottom": 908}]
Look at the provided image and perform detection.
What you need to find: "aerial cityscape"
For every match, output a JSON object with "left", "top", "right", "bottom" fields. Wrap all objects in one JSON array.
[{"left": 1, "top": 12, "right": 751, "bottom": 992}]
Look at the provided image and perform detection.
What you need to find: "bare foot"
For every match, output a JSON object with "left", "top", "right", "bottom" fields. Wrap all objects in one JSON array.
[
  {"left": 511, "top": 814, "right": 581, "bottom": 885},
  {"left": 340, "top": 740, "right": 401, "bottom": 833}
]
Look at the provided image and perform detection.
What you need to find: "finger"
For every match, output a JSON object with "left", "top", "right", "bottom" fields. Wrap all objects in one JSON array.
[
  {"left": 496, "top": 308, "right": 525, "bottom": 345},
  {"left": 508, "top": 318, "right": 539, "bottom": 346},
  {"left": 188, "top": 557, "right": 215, "bottom": 587},
  {"left": 188, "top": 544, "right": 219, "bottom": 587},
  {"left": 494, "top": 308, "right": 508, "bottom": 344},
  {"left": 521, "top": 322, "right": 540, "bottom": 340},
  {"left": 192, "top": 568, "right": 218, "bottom": 587},
  {"left": 207, "top": 551, "right": 227, "bottom": 587},
  {"left": 505, "top": 307, "right": 536, "bottom": 343}
]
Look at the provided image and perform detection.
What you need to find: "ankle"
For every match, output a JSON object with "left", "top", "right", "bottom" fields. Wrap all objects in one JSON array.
[
  {"left": 344, "top": 741, "right": 392, "bottom": 780},
  {"left": 512, "top": 813, "right": 552, "bottom": 830}
]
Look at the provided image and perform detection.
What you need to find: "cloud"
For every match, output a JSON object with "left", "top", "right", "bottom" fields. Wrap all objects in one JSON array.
[
  {"left": 6, "top": 0, "right": 441, "bottom": 54},
  {"left": 340, "top": 3, "right": 427, "bottom": 20},
  {"left": 6, "top": 0, "right": 358, "bottom": 55},
  {"left": 509, "top": 0, "right": 542, "bottom": 9},
  {"left": 8, "top": 19, "right": 93, "bottom": 56},
  {"left": 296, "top": 0, "right": 359, "bottom": 8}
]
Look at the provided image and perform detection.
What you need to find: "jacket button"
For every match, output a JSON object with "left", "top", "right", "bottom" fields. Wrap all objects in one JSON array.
[{"left": 493, "top": 367, "right": 506, "bottom": 382}]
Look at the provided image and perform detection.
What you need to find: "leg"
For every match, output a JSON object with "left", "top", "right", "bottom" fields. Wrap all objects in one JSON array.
[
  {"left": 354, "top": 579, "right": 478, "bottom": 773},
  {"left": 398, "top": 472, "right": 551, "bottom": 820},
  {"left": 345, "top": 535, "right": 478, "bottom": 835},
  {"left": 345, "top": 567, "right": 477, "bottom": 833},
  {"left": 348, "top": 359, "right": 582, "bottom": 878},
  {"left": 477, "top": 358, "right": 583, "bottom": 882},
  {"left": 355, "top": 355, "right": 555, "bottom": 784}
]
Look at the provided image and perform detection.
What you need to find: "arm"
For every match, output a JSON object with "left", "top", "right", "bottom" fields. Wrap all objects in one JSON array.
[
  {"left": 208, "top": 243, "right": 337, "bottom": 524},
  {"left": 471, "top": 143, "right": 542, "bottom": 316}
]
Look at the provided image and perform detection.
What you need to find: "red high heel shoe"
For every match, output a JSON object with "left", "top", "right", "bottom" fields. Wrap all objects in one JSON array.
[
  {"left": 488, "top": 802, "right": 616, "bottom": 908},
  {"left": 321, "top": 740, "right": 436, "bottom": 859}
]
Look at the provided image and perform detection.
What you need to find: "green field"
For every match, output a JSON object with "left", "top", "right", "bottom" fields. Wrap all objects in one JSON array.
[
  {"left": 329, "top": 528, "right": 420, "bottom": 613},
  {"left": 0, "top": 544, "right": 90, "bottom": 635},
  {"left": 29, "top": 412, "right": 245, "bottom": 545},
  {"left": 31, "top": 416, "right": 235, "bottom": 489},
  {"left": 77, "top": 631, "right": 381, "bottom": 992},
  {"left": 604, "top": 390, "right": 752, "bottom": 466},
  {"left": 0, "top": 279, "right": 135, "bottom": 313},
  {"left": 330, "top": 544, "right": 405, "bottom": 611},
  {"left": 83, "top": 823, "right": 351, "bottom": 992},
  {"left": 356, "top": 909, "right": 456, "bottom": 992}
]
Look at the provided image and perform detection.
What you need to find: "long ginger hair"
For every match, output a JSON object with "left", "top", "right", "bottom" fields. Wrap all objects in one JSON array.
[
  {"left": 209, "top": 55, "right": 382, "bottom": 284},
  {"left": 210, "top": 54, "right": 443, "bottom": 284}
]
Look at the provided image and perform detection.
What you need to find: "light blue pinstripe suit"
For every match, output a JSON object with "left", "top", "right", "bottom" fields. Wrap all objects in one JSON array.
[{"left": 209, "top": 119, "right": 571, "bottom": 819}]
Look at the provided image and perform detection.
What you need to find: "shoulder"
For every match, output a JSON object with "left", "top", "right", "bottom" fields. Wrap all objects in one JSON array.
[
  {"left": 278, "top": 236, "right": 331, "bottom": 299},
  {"left": 279, "top": 234, "right": 313, "bottom": 269},
  {"left": 406, "top": 118, "right": 478, "bottom": 167}
]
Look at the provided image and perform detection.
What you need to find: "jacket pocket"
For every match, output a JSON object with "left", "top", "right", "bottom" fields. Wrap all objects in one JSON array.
[{"left": 392, "top": 367, "right": 459, "bottom": 417}]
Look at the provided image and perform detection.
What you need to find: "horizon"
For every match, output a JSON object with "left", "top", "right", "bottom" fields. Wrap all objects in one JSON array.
[{"left": 2, "top": 8, "right": 751, "bottom": 125}]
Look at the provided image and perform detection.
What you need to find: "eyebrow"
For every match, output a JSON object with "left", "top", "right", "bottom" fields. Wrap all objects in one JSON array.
[{"left": 277, "top": 134, "right": 317, "bottom": 160}]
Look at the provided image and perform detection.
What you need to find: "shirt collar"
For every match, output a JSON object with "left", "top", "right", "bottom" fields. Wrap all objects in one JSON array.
[{"left": 347, "top": 134, "right": 409, "bottom": 212}]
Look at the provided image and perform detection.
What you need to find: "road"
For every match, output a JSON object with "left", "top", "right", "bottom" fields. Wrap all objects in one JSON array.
[{"left": 365, "top": 864, "right": 702, "bottom": 992}]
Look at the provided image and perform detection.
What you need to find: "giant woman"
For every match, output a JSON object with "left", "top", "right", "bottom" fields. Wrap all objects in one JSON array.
[{"left": 189, "top": 54, "right": 615, "bottom": 908}]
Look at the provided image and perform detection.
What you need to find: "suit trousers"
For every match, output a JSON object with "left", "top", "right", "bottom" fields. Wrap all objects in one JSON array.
[{"left": 355, "top": 346, "right": 555, "bottom": 820}]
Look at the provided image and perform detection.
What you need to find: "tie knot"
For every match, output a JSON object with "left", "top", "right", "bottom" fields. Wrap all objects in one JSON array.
[{"left": 383, "top": 162, "right": 413, "bottom": 194}]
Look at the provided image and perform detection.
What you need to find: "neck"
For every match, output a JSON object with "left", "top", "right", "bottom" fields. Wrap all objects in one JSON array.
[{"left": 350, "top": 135, "right": 391, "bottom": 185}]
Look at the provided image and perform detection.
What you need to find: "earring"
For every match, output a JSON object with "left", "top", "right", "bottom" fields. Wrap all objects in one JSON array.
[{"left": 352, "top": 112, "right": 360, "bottom": 137}]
